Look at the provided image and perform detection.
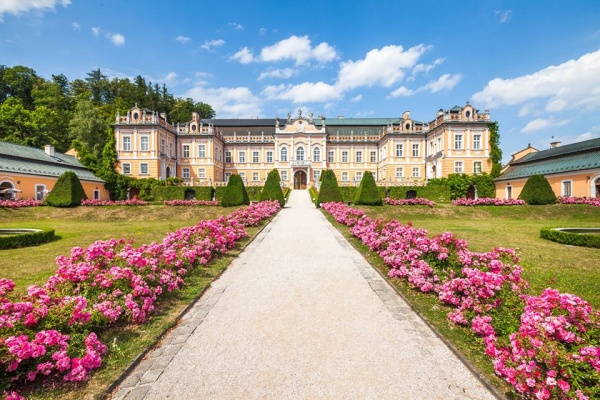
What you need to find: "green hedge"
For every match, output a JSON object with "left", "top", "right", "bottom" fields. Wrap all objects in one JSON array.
[
  {"left": 520, "top": 174, "right": 557, "bottom": 205},
  {"left": 354, "top": 171, "right": 382, "bottom": 206},
  {"left": 221, "top": 175, "right": 250, "bottom": 207},
  {"left": 0, "top": 229, "right": 55, "bottom": 250},
  {"left": 215, "top": 186, "right": 263, "bottom": 202},
  {"left": 540, "top": 228, "right": 600, "bottom": 249},
  {"left": 45, "top": 171, "right": 88, "bottom": 207},
  {"left": 150, "top": 186, "right": 214, "bottom": 201},
  {"left": 387, "top": 184, "right": 451, "bottom": 203}
]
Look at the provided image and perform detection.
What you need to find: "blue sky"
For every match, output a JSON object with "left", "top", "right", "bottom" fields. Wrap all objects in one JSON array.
[{"left": 1, "top": 0, "right": 600, "bottom": 162}]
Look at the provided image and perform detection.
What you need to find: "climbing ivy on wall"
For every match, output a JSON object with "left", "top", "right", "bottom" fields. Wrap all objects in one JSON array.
[{"left": 488, "top": 121, "right": 503, "bottom": 178}]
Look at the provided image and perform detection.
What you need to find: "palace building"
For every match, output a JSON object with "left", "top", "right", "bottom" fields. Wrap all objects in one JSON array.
[{"left": 113, "top": 102, "right": 493, "bottom": 189}]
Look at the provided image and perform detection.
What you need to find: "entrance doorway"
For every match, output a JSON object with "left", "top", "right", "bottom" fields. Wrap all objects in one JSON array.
[
  {"left": 294, "top": 171, "right": 307, "bottom": 190},
  {"left": 466, "top": 185, "right": 476, "bottom": 200}
]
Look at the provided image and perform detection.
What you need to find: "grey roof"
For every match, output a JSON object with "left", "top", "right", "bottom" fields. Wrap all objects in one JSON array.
[
  {"left": 496, "top": 138, "right": 600, "bottom": 181},
  {"left": 0, "top": 142, "right": 105, "bottom": 183}
]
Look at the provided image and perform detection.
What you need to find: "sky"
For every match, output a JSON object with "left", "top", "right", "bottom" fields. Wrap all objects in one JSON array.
[{"left": 1, "top": 0, "right": 600, "bottom": 163}]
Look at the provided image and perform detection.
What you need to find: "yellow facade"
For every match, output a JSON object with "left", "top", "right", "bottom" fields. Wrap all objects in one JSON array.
[{"left": 0, "top": 173, "right": 109, "bottom": 201}]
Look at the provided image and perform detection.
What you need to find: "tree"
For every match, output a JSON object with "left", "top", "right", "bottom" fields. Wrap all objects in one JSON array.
[
  {"left": 518, "top": 175, "right": 557, "bottom": 205},
  {"left": 316, "top": 170, "right": 343, "bottom": 207},
  {"left": 488, "top": 121, "right": 503, "bottom": 178},
  {"left": 354, "top": 171, "right": 382, "bottom": 205},
  {"left": 85, "top": 68, "right": 110, "bottom": 105},
  {"left": 260, "top": 169, "right": 285, "bottom": 207},
  {"left": 45, "top": 171, "right": 88, "bottom": 207},
  {"left": 69, "top": 98, "right": 108, "bottom": 171},
  {"left": 0, "top": 65, "right": 39, "bottom": 109},
  {"left": 169, "top": 98, "right": 215, "bottom": 123},
  {"left": 221, "top": 174, "right": 250, "bottom": 207}
]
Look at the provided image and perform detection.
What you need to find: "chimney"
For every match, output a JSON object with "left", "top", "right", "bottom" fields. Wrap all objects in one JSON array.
[
  {"left": 550, "top": 141, "right": 561, "bottom": 148},
  {"left": 44, "top": 145, "right": 55, "bottom": 157}
]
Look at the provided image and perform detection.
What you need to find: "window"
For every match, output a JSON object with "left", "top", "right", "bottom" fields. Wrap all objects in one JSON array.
[
  {"left": 328, "top": 150, "right": 334, "bottom": 163},
  {"left": 355, "top": 171, "right": 363, "bottom": 181},
  {"left": 239, "top": 172, "right": 246, "bottom": 182},
  {"left": 430, "top": 142, "right": 434, "bottom": 154},
  {"left": 140, "top": 163, "right": 149, "bottom": 175},
  {"left": 454, "top": 161, "right": 464, "bottom": 173},
  {"left": 182, "top": 144, "right": 190, "bottom": 158},
  {"left": 395, "top": 167, "right": 404, "bottom": 178},
  {"left": 140, "top": 136, "right": 149, "bottom": 152},
  {"left": 182, "top": 168, "right": 190, "bottom": 179},
  {"left": 562, "top": 180, "right": 572, "bottom": 197},
  {"left": 280, "top": 170, "right": 288, "bottom": 181},
  {"left": 473, "top": 134, "right": 482, "bottom": 150},
  {"left": 169, "top": 143, "right": 173, "bottom": 157},
  {"left": 506, "top": 185, "right": 513, "bottom": 199},
  {"left": 296, "top": 146, "right": 305, "bottom": 161},
  {"left": 93, "top": 190, "right": 100, "bottom": 200},
  {"left": 253, "top": 151, "right": 259, "bottom": 163},
  {"left": 122, "top": 163, "right": 131, "bottom": 175},
  {"left": 198, "top": 168, "right": 206, "bottom": 179},
  {"left": 239, "top": 151, "right": 245, "bottom": 163},
  {"left": 342, "top": 151, "right": 348, "bottom": 162},
  {"left": 412, "top": 143, "right": 419, "bottom": 157},
  {"left": 161, "top": 139, "right": 166, "bottom": 154},
  {"left": 122, "top": 136, "right": 131, "bottom": 151},
  {"left": 198, "top": 144, "right": 206, "bottom": 158},
  {"left": 313, "top": 147, "right": 321, "bottom": 162},
  {"left": 225, "top": 172, "right": 232, "bottom": 182},
  {"left": 370, "top": 151, "right": 376, "bottom": 163},
  {"left": 225, "top": 151, "right": 232, "bottom": 163},
  {"left": 474, "top": 161, "right": 482, "bottom": 174},
  {"left": 266, "top": 151, "right": 273, "bottom": 163},
  {"left": 437, "top": 137, "right": 441, "bottom": 151},
  {"left": 412, "top": 167, "right": 420, "bottom": 178},
  {"left": 35, "top": 184, "right": 46, "bottom": 201},
  {"left": 253, "top": 172, "right": 259, "bottom": 182},
  {"left": 313, "top": 170, "right": 321, "bottom": 182},
  {"left": 395, "top": 144, "right": 403, "bottom": 157},
  {"left": 341, "top": 172, "right": 349, "bottom": 181},
  {"left": 454, "top": 134, "right": 463, "bottom": 149},
  {"left": 281, "top": 147, "right": 288, "bottom": 162},
  {"left": 356, "top": 151, "right": 362, "bottom": 163}
]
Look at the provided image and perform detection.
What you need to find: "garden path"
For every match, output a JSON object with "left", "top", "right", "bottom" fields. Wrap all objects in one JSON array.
[{"left": 112, "top": 190, "right": 498, "bottom": 400}]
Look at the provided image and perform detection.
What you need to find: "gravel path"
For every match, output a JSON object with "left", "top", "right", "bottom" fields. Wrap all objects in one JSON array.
[{"left": 112, "top": 190, "right": 498, "bottom": 400}]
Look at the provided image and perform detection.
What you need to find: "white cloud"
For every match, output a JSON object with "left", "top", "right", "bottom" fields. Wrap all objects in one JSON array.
[
  {"left": 259, "top": 28, "right": 267, "bottom": 36},
  {"left": 259, "top": 35, "right": 337, "bottom": 65},
  {"left": 201, "top": 39, "right": 225, "bottom": 51},
  {"left": 473, "top": 49, "right": 600, "bottom": 113},
  {"left": 518, "top": 103, "right": 537, "bottom": 117},
  {"left": 163, "top": 72, "right": 177, "bottom": 85},
  {"left": 262, "top": 82, "right": 341, "bottom": 103},
  {"left": 0, "top": 0, "right": 70, "bottom": 19},
  {"left": 389, "top": 86, "right": 414, "bottom": 98},
  {"left": 420, "top": 73, "right": 462, "bottom": 93},
  {"left": 109, "top": 33, "right": 125, "bottom": 46},
  {"left": 181, "top": 83, "right": 263, "bottom": 118},
  {"left": 336, "top": 44, "right": 429, "bottom": 91},
  {"left": 411, "top": 57, "right": 445, "bottom": 77},
  {"left": 230, "top": 47, "right": 254, "bottom": 64},
  {"left": 258, "top": 68, "right": 298, "bottom": 80},
  {"left": 91, "top": 27, "right": 100, "bottom": 37},
  {"left": 175, "top": 35, "right": 191, "bottom": 44},
  {"left": 495, "top": 10, "right": 512, "bottom": 23},
  {"left": 521, "top": 117, "right": 570, "bottom": 134},
  {"left": 350, "top": 95, "right": 363, "bottom": 103},
  {"left": 229, "top": 22, "right": 244, "bottom": 30},
  {"left": 71, "top": 22, "right": 79, "bottom": 30}
]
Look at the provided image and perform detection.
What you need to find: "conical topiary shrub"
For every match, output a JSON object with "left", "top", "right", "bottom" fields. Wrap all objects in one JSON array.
[
  {"left": 518, "top": 174, "right": 557, "bottom": 205},
  {"left": 45, "top": 170, "right": 88, "bottom": 207},
  {"left": 354, "top": 171, "right": 382, "bottom": 205},
  {"left": 315, "top": 169, "right": 343, "bottom": 207},
  {"left": 260, "top": 169, "right": 285, "bottom": 207},
  {"left": 221, "top": 174, "right": 250, "bottom": 207}
]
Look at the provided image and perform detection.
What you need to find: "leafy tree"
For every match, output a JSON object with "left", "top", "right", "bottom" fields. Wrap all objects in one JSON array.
[
  {"left": 518, "top": 174, "right": 557, "bottom": 205},
  {"left": 488, "top": 121, "right": 503, "bottom": 178},
  {"left": 315, "top": 169, "right": 343, "bottom": 207},
  {"left": 85, "top": 68, "right": 110, "bottom": 105},
  {"left": 45, "top": 171, "right": 88, "bottom": 207},
  {"left": 169, "top": 98, "right": 215, "bottom": 123},
  {"left": 221, "top": 174, "right": 250, "bottom": 207},
  {"left": 260, "top": 169, "right": 285, "bottom": 207},
  {"left": 354, "top": 171, "right": 382, "bottom": 205},
  {"left": 0, "top": 65, "right": 39, "bottom": 109},
  {"left": 69, "top": 98, "right": 108, "bottom": 171}
]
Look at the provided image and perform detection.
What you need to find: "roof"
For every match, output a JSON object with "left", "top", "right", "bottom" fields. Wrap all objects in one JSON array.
[
  {"left": 202, "top": 119, "right": 277, "bottom": 127},
  {"left": 0, "top": 142, "right": 105, "bottom": 183},
  {"left": 496, "top": 138, "right": 600, "bottom": 181}
]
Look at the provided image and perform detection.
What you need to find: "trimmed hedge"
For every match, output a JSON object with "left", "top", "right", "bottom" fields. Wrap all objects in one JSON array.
[
  {"left": 388, "top": 184, "right": 451, "bottom": 203},
  {"left": 215, "top": 186, "right": 263, "bottom": 202},
  {"left": 354, "top": 171, "right": 382, "bottom": 205},
  {"left": 316, "top": 170, "right": 343, "bottom": 206},
  {"left": 221, "top": 174, "right": 250, "bottom": 207},
  {"left": 150, "top": 186, "right": 214, "bottom": 201},
  {"left": 0, "top": 229, "right": 55, "bottom": 250},
  {"left": 540, "top": 228, "right": 600, "bottom": 249},
  {"left": 260, "top": 169, "right": 285, "bottom": 207},
  {"left": 45, "top": 171, "right": 88, "bottom": 207},
  {"left": 519, "top": 175, "right": 557, "bottom": 205}
]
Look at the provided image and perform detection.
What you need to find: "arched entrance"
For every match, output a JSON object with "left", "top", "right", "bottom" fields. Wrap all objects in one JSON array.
[
  {"left": 166, "top": 166, "right": 171, "bottom": 178},
  {"left": 406, "top": 190, "right": 417, "bottom": 199},
  {"left": 0, "top": 181, "right": 15, "bottom": 200},
  {"left": 466, "top": 185, "right": 476, "bottom": 200},
  {"left": 294, "top": 171, "right": 307, "bottom": 190},
  {"left": 595, "top": 177, "right": 600, "bottom": 198}
]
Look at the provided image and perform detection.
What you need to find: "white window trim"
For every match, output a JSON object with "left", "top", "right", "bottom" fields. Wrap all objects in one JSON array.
[
  {"left": 561, "top": 180, "right": 573, "bottom": 197},
  {"left": 35, "top": 184, "right": 47, "bottom": 201},
  {"left": 473, "top": 161, "right": 482, "bottom": 175},
  {"left": 140, "top": 163, "right": 149, "bottom": 175},
  {"left": 454, "top": 161, "right": 464, "bottom": 173},
  {"left": 122, "top": 135, "right": 132, "bottom": 151},
  {"left": 140, "top": 136, "right": 150, "bottom": 152},
  {"left": 506, "top": 185, "right": 513, "bottom": 200},
  {"left": 122, "top": 163, "right": 131, "bottom": 175}
]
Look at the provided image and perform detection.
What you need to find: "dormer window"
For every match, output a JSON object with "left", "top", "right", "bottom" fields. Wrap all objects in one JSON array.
[
  {"left": 191, "top": 124, "right": 197, "bottom": 132},
  {"left": 465, "top": 110, "right": 471, "bottom": 119},
  {"left": 133, "top": 112, "right": 139, "bottom": 120},
  {"left": 405, "top": 123, "right": 411, "bottom": 130}
]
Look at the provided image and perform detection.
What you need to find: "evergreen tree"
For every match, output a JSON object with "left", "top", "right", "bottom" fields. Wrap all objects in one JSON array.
[
  {"left": 260, "top": 169, "right": 285, "bottom": 207},
  {"left": 221, "top": 174, "right": 250, "bottom": 207},
  {"left": 354, "top": 171, "right": 382, "bottom": 205},
  {"left": 315, "top": 169, "right": 343, "bottom": 207},
  {"left": 45, "top": 171, "right": 88, "bottom": 207},
  {"left": 518, "top": 174, "right": 557, "bottom": 205}
]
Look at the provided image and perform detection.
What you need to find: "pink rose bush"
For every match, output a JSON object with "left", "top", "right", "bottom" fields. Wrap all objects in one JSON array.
[
  {"left": 81, "top": 199, "right": 148, "bottom": 206},
  {"left": 558, "top": 197, "right": 600, "bottom": 207},
  {"left": 0, "top": 201, "right": 280, "bottom": 398},
  {"left": 0, "top": 200, "right": 43, "bottom": 209},
  {"left": 321, "top": 201, "right": 599, "bottom": 399},
  {"left": 452, "top": 198, "right": 526, "bottom": 206},
  {"left": 163, "top": 200, "right": 219, "bottom": 206},
  {"left": 384, "top": 197, "right": 436, "bottom": 207}
]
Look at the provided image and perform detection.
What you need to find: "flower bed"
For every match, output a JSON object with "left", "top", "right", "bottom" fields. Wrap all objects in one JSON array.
[
  {"left": 558, "top": 197, "right": 600, "bottom": 207},
  {"left": 80, "top": 199, "right": 148, "bottom": 206},
  {"left": 0, "top": 201, "right": 280, "bottom": 399},
  {"left": 0, "top": 200, "right": 44, "bottom": 209},
  {"left": 321, "top": 202, "right": 599, "bottom": 400},
  {"left": 163, "top": 200, "right": 219, "bottom": 206},
  {"left": 384, "top": 197, "right": 436, "bottom": 207},
  {"left": 452, "top": 198, "right": 526, "bottom": 206}
]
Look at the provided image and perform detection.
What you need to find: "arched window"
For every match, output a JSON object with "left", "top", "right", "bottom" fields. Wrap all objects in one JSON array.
[
  {"left": 313, "top": 147, "right": 321, "bottom": 162},
  {"left": 296, "top": 146, "right": 305, "bottom": 161},
  {"left": 281, "top": 147, "right": 288, "bottom": 162}
]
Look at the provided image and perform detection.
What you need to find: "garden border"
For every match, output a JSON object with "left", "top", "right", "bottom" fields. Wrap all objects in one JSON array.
[
  {"left": 0, "top": 228, "right": 55, "bottom": 250},
  {"left": 540, "top": 227, "right": 600, "bottom": 248}
]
